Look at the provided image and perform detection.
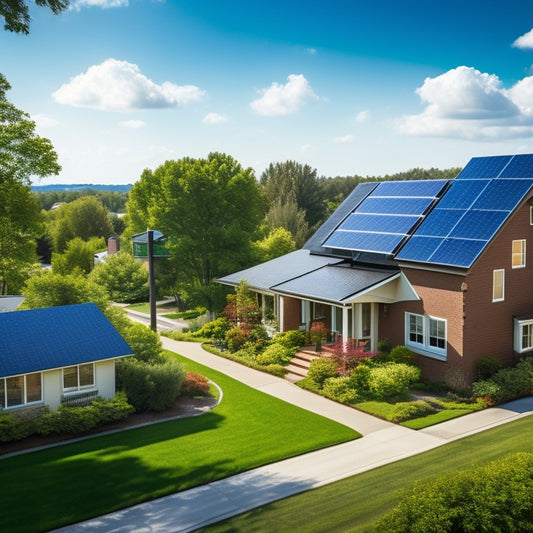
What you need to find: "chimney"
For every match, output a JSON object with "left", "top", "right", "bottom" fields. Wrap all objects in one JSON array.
[{"left": 107, "top": 236, "right": 120, "bottom": 255}]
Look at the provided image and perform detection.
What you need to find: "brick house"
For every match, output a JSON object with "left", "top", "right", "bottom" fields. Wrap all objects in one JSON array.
[{"left": 219, "top": 154, "right": 533, "bottom": 385}]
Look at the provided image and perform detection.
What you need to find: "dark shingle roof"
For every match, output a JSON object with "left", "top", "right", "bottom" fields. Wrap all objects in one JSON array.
[{"left": 0, "top": 303, "right": 132, "bottom": 378}]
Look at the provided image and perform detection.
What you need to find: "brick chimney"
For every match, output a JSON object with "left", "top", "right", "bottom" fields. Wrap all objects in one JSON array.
[{"left": 107, "top": 236, "right": 120, "bottom": 255}]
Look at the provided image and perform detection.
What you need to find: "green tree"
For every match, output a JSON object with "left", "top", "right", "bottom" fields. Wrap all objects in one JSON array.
[
  {"left": 260, "top": 161, "right": 326, "bottom": 229},
  {"left": 89, "top": 252, "right": 149, "bottom": 303},
  {"left": 48, "top": 196, "right": 114, "bottom": 252},
  {"left": 126, "top": 153, "right": 267, "bottom": 310},
  {"left": 252, "top": 227, "right": 296, "bottom": 263},
  {"left": 1, "top": 0, "right": 68, "bottom": 34},
  {"left": 51, "top": 236, "right": 105, "bottom": 276},
  {"left": 0, "top": 74, "right": 60, "bottom": 293},
  {"left": 265, "top": 196, "right": 310, "bottom": 247}
]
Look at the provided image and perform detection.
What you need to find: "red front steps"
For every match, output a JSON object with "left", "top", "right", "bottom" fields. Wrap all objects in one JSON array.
[{"left": 285, "top": 346, "right": 323, "bottom": 382}]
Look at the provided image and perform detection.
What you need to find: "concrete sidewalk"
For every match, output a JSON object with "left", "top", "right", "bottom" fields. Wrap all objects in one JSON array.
[{"left": 54, "top": 338, "right": 533, "bottom": 533}]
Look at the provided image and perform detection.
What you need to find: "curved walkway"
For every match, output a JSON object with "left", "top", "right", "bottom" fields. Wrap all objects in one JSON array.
[{"left": 54, "top": 338, "right": 533, "bottom": 533}]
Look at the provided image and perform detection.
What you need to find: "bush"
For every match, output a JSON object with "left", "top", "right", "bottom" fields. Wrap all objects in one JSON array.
[
  {"left": 0, "top": 411, "right": 33, "bottom": 442},
  {"left": 195, "top": 316, "right": 230, "bottom": 341},
  {"left": 475, "top": 356, "right": 503, "bottom": 380},
  {"left": 377, "top": 338, "right": 391, "bottom": 355},
  {"left": 374, "top": 452, "right": 533, "bottom": 533},
  {"left": 366, "top": 363, "right": 421, "bottom": 401},
  {"left": 180, "top": 372, "right": 210, "bottom": 397},
  {"left": 322, "top": 377, "right": 359, "bottom": 404},
  {"left": 118, "top": 358, "right": 186, "bottom": 411},
  {"left": 256, "top": 343, "right": 293, "bottom": 366},
  {"left": 389, "top": 400, "right": 437, "bottom": 423},
  {"left": 122, "top": 322, "right": 163, "bottom": 364},
  {"left": 307, "top": 358, "right": 338, "bottom": 388},
  {"left": 272, "top": 330, "right": 305, "bottom": 350},
  {"left": 225, "top": 325, "right": 250, "bottom": 352},
  {"left": 388, "top": 345, "right": 415, "bottom": 365}
]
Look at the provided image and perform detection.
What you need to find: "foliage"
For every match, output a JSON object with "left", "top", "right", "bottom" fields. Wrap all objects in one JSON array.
[
  {"left": 36, "top": 189, "right": 129, "bottom": 213},
  {"left": 329, "top": 338, "right": 373, "bottom": 375},
  {"left": 0, "top": 0, "right": 69, "bottom": 34},
  {"left": 309, "top": 321, "right": 328, "bottom": 350},
  {"left": 264, "top": 197, "right": 310, "bottom": 247},
  {"left": 388, "top": 400, "right": 437, "bottom": 423},
  {"left": 51, "top": 236, "right": 105, "bottom": 276},
  {"left": 180, "top": 372, "right": 210, "bottom": 397},
  {"left": 120, "top": 322, "right": 163, "bottom": 364},
  {"left": 89, "top": 252, "right": 149, "bottom": 303},
  {"left": 377, "top": 338, "right": 392, "bottom": 355},
  {"left": 374, "top": 452, "right": 533, "bottom": 533},
  {"left": 475, "top": 356, "right": 503, "bottom": 380},
  {"left": 256, "top": 343, "right": 293, "bottom": 366},
  {"left": 22, "top": 269, "right": 108, "bottom": 310},
  {"left": 194, "top": 316, "right": 230, "bottom": 342},
  {"left": 322, "top": 376, "right": 359, "bottom": 404},
  {"left": 272, "top": 329, "right": 306, "bottom": 350},
  {"left": 307, "top": 357, "right": 338, "bottom": 388},
  {"left": 223, "top": 279, "right": 262, "bottom": 327},
  {"left": 117, "top": 357, "right": 186, "bottom": 412},
  {"left": 252, "top": 226, "right": 296, "bottom": 263},
  {"left": 224, "top": 325, "right": 250, "bottom": 352},
  {"left": 126, "top": 153, "right": 267, "bottom": 310},
  {"left": 388, "top": 345, "right": 415, "bottom": 365},
  {"left": 48, "top": 195, "right": 114, "bottom": 253},
  {"left": 366, "top": 363, "right": 421, "bottom": 401}
]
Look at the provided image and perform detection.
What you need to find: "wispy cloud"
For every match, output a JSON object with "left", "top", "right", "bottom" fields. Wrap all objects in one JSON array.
[
  {"left": 333, "top": 134, "right": 354, "bottom": 143},
  {"left": 71, "top": 0, "right": 129, "bottom": 10},
  {"left": 250, "top": 74, "right": 317, "bottom": 116},
  {"left": 202, "top": 112, "right": 228, "bottom": 124},
  {"left": 53, "top": 58, "right": 205, "bottom": 111},
  {"left": 32, "top": 114, "right": 60, "bottom": 128},
  {"left": 397, "top": 66, "right": 533, "bottom": 140},
  {"left": 513, "top": 28, "right": 533, "bottom": 49},
  {"left": 355, "top": 110, "right": 370, "bottom": 123},
  {"left": 119, "top": 119, "right": 146, "bottom": 129}
]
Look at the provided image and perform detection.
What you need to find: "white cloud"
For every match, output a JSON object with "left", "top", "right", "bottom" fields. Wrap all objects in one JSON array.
[
  {"left": 250, "top": 74, "right": 317, "bottom": 116},
  {"left": 513, "top": 28, "right": 533, "bottom": 49},
  {"left": 397, "top": 66, "right": 533, "bottom": 140},
  {"left": 306, "top": 48, "right": 317, "bottom": 55},
  {"left": 32, "top": 114, "right": 60, "bottom": 128},
  {"left": 202, "top": 112, "right": 228, "bottom": 124},
  {"left": 333, "top": 134, "right": 354, "bottom": 143},
  {"left": 71, "top": 0, "right": 128, "bottom": 10},
  {"left": 355, "top": 110, "right": 370, "bottom": 123},
  {"left": 119, "top": 119, "right": 146, "bottom": 129},
  {"left": 53, "top": 58, "right": 205, "bottom": 111}
]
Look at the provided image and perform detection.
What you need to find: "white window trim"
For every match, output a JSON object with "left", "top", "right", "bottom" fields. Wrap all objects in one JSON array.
[
  {"left": 514, "top": 318, "right": 533, "bottom": 354},
  {"left": 405, "top": 312, "right": 447, "bottom": 360},
  {"left": 492, "top": 269, "right": 505, "bottom": 302},
  {"left": 512, "top": 239, "right": 526, "bottom": 269},
  {"left": 62, "top": 363, "right": 96, "bottom": 393},
  {"left": 1, "top": 373, "right": 43, "bottom": 410},
  {"left": 530, "top": 206, "right": 533, "bottom": 225}
]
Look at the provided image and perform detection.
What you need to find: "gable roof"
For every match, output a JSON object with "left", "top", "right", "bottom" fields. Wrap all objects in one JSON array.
[{"left": 0, "top": 303, "right": 132, "bottom": 378}]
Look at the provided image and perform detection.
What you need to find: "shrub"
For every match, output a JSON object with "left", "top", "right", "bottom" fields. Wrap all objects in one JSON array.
[
  {"left": 265, "top": 364, "right": 286, "bottom": 377},
  {"left": 377, "top": 338, "right": 391, "bottom": 355},
  {"left": 122, "top": 322, "right": 163, "bottom": 364},
  {"left": 322, "top": 377, "right": 359, "bottom": 404},
  {"left": 388, "top": 345, "right": 415, "bottom": 365},
  {"left": 329, "top": 339, "right": 371, "bottom": 375},
  {"left": 180, "top": 372, "right": 210, "bottom": 397},
  {"left": 256, "top": 343, "right": 293, "bottom": 366},
  {"left": 471, "top": 379, "right": 501, "bottom": 405},
  {"left": 475, "top": 356, "right": 503, "bottom": 380},
  {"left": 374, "top": 452, "right": 533, "bottom": 533},
  {"left": 118, "top": 358, "right": 186, "bottom": 411},
  {"left": 225, "top": 325, "right": 250, "bottom": 352},
  {"left": 309, "top": 321, "right": 328, "bottom": 350},
  {"left": 272, "top": 330, "right": 305, "bottom": 350},
  {"left": 366, "top": 363, "right": 421, "bottom": 401},
  {"left": 192, "top": 316, "right": 230, "bottom": 340},
  {"left": 307, "top": 358, "right": 338, "bottom": 388},
  {"left": 0, "top": 411, "right": 33, "bottom": 442},
  {"left": 389, "top": 400, "right": 437, "bottom": 423}
]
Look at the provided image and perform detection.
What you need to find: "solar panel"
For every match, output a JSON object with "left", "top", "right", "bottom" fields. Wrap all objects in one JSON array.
[
  {"left": 435, "top": 179, "right": 489, "bottom": 209},
  {"left": 396, "top": 236, "right": 444, "bottom": 262},
  {"left": 356, "top": 197, "right": 435, "bottom": 215},
  {"left": 374, "top": 180, "right": 448, "bottom": 197},
  {"left": 339, "top": 214, "right": 418, "bottom": 234},
  {"left": 323, "top": 231, "right": 405, "bottom": 253},
  {"left": 429, "top": 238, "right": 487, "bottom": 268},
  {"left": 413, "top": 209, "right": 466, "bottom": 237},
  {"left": 470, "top": 180, "right": 533, "bottom": 211},
  {"left": 455, "top": 155, "right": 511, "bottom": 180},
  {"left": 499, "top": 154, "right": 533, "bottom": 178},
  {"left": 449, "top": 210, "right": 508, "bottom": 240}
]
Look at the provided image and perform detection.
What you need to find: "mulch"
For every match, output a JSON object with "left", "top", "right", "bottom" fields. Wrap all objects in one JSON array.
[{"left": 0, "top": 395, "right": 218, "bottom": 458}]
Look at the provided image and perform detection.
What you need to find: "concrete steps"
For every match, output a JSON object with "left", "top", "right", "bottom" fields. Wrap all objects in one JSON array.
[{"left": 285, "top": 347, "right": 323, "bottom": 382}]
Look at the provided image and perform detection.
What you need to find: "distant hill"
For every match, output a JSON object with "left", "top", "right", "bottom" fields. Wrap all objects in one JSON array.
[{"left": 31, "top": 184, "right": 132, "bottom": 193}]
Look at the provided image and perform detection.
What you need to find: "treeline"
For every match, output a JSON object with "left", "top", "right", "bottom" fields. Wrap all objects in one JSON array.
[{"left": 34, "top": 189, "right": 129, "bottom": 212}]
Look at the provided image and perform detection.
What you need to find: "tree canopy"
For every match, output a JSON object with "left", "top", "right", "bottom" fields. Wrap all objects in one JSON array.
[{"left": 1, "top": 0, "right": 68, "bottom": 34}]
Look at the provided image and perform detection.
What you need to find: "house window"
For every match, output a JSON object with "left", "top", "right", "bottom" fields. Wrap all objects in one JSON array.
[
  {"left": 405, "top": 312, "right": 447, "bottom": 359},
  {"left": 512, "top": 240, "right": 526, "bottom": 268},
  {"left": 530, "top": 206, "right": 533, "bottom": 225},
  {"left": 492, "top": 269, "right": 504, "bottom": 302},
  {"left": 514, "top": 318, "right": 533, "bottom": 354},
  {"left": 0, "top": 373, "right": 42, "bottom": 409},
  {"left": 63, "top": 363, "right": 95, "bottom": 392}
]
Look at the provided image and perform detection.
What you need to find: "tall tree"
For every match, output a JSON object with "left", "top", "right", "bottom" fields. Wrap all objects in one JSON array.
[
  {"left": 265, "top": 195, "right": 310, "bottom": 247},
  {"left": 126, "top": 153, "right": 267, "bottom": 310},
  {"left": 1, "top": 0, "right": 68, "bottom": 34},
  {"left": 260, "top": 161, "right": 327, "bottom": 229},
  {"left": 0, "top": 74, "right": 60, "bottom": 293}
]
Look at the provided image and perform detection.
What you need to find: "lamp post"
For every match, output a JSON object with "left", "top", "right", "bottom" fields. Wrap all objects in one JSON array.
[{"left": 147, "top": 229, "right": 157, "bottom": 331}]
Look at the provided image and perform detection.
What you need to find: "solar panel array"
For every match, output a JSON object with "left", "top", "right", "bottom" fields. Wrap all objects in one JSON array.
[
  {"left": 396, "top": 154, "right": 533, "bottom": 268},
  {"left": 322, "top": 179, "right": 449, "bottom": 254}
]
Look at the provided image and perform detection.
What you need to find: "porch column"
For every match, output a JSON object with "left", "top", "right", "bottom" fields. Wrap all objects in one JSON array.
[
  {"left": 342, "top": 307, "right": 349, "bottom": 341},
  {"left": 279, "top": 296, "right": 285, "bottom": 332}
]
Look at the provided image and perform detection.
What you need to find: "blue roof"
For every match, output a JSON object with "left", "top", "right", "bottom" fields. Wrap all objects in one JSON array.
[{"left": 0, "top": 303, "right": 132, "bottom": 378}]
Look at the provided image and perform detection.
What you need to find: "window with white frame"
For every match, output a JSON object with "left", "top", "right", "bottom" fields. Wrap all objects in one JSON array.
[
  {"left": 492, "top": 269, "right": 504, "bottom": 302},
  {"left": 512, "top": 240, "right": 526, "bottom": 268},
  {"left": 0, "top": 373, "right": 42, "bottom": 409},
  {"left": 514, "top": 318, "right": 533, "bottom": 354},
  {"left": 405, "top": 312, "right": 447, "bottom": 359},
  {"left": 63, "top": 363, "right": 95, "bottom": 392}
]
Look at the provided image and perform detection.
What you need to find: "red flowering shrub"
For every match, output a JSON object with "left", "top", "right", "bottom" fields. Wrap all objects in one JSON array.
[{"left": 180, "top": 372, "right": 210, "bottom": 397}]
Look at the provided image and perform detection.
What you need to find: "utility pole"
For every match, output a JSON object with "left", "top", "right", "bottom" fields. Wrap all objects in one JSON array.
[{"left": 147, "top": 229, "right": 157, "bottom": 331}]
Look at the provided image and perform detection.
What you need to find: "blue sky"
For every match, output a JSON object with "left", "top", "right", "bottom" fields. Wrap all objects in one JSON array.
[{"left": 3, "top": 0, "right": 533, "bottom": 184}]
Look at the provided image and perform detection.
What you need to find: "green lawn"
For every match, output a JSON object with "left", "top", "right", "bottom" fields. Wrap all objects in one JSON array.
[
  {"left": 201, "top": 414, "right": 533, "bottom": 532},
  {"left": 0, "top": 353, "right": 359, "bottom": 533}
]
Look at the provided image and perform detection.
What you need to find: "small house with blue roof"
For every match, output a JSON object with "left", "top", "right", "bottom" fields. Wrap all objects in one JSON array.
[
  {"left": 219, "top": 154, "right": 533, "bottom": 385},
  {"left": 0, "top": 303, "right": 132, "bottom": 411}
]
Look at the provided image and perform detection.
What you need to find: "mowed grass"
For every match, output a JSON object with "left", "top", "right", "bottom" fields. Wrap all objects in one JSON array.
[
  {"left": 0, "top": 353, "right": 359, "bottom": 533},
  {"left": 201, "top": 414, "right": 533, "bottom": 533}
]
